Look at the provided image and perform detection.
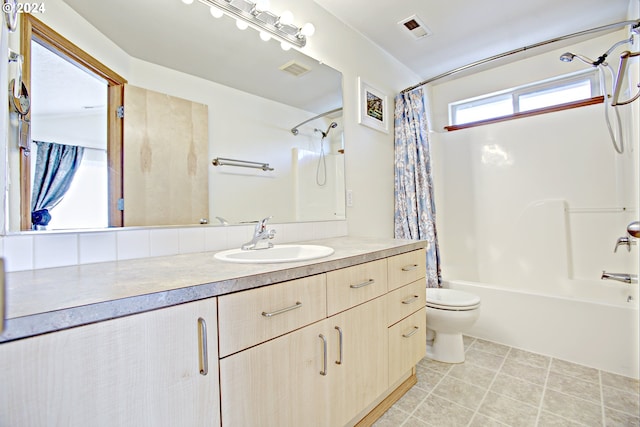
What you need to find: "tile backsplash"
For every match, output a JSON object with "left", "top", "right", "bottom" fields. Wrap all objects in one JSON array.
[{"left": 0, "top": 220, "right": 348, "bottom": 272}]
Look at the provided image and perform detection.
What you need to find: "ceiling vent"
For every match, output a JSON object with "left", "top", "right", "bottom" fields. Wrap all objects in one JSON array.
[
  {"left": 398, "top": 15, "right": 432, "bottom": 40},
  {"left": 279, "top": 60, "right": 311, "bottom": 77}
]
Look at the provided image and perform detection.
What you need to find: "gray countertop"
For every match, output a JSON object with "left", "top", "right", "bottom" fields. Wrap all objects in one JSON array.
[{"left": 0, "top": 236, "right": 426, "bottom": 343}]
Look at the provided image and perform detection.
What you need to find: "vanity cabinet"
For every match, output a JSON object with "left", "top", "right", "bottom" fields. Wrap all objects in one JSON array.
[
  {"left": 0, "top": 299, "right": 220, "bottom": 427},
  {"left": 219, "top": 290, "right": 388, "bottom": 427},
  {"left": 219, "top": 252, "right": 427, "bottom": 427}
]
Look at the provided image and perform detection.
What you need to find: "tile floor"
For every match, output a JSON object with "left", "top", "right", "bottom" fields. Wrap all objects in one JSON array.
[{"left": 374, "top": 336, "right": 640, "bottom": 427}]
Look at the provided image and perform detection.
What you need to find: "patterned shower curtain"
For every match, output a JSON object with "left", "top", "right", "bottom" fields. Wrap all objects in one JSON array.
[
  {"left": 31, "top": 141, "right": 84, "bottom": 228},
  {"left": 394, "top": 87, "right": 441, "bottom": 288}
]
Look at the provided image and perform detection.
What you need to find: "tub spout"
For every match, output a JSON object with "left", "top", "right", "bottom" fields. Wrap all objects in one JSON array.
[{"left": 601, "top": 271, "right": 638, "bottom": 284}]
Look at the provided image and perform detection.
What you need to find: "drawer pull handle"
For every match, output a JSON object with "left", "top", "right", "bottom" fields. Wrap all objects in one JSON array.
[
  {"left": 335, "top": 326, "right": 343, "bottom": 365},
  {"left": 350, "top": 279, "right": 375, "bottom": 289},
  {"left": 262, "top": 301, "right": 303, "bottom": 317},
  {"left": 402, "top": 264, "right": 419, "bottom": 272},
  {"left": 319, "top": 334, "right": 328, "bottom": 376},
  {"left": 197, "top": 317, "right": 208, "bottom": 376},
  {"left": 402, "top": 326, "right": 419, "bottom": 338},
  {"left": 402, "top": 295, "right": 420, "bottom": 305}
]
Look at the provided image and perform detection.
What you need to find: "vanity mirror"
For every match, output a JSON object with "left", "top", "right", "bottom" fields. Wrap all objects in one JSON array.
[{"left": 5, "top": 0, "right": 344, "bottom": 232}]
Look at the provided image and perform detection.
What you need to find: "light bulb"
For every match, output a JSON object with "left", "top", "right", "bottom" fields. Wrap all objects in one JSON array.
[
  {"left": 209, "top": 6, "right": 223, "bottom": 18},
  {"left": 279, "top": 10, "right": 294, "bottom": 26},
  {"left": 280, "top": 41, "right": 292, "bottom": 51},
  {"left": 236, "top": 20, "right": 249, "bottom": 30},
  {"left": 259, "top": 31, "right": 271, "bottom": 42},
  {"left": 181, "top": 0, "right": 194, "bottom": 4},
  {"left": 300, "top": 23, "right": 315, "bottom": 37}
]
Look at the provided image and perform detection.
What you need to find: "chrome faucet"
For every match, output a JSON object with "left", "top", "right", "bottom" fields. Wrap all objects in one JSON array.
[
  {"left": 241, "top": 216, "right": 276, "bottom": 250},
  {"left": 601, "top": 271, "right": 638, "bottom": 284},
  {"left": 614, "top": 236, "right": 636, "bottom": 252}
]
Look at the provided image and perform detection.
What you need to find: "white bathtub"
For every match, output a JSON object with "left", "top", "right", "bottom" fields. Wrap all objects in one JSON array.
[{"left": 446, "top": 279, "right": 639, "bottom": 379}]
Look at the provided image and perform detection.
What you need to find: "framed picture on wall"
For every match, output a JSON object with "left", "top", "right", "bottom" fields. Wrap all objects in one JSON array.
[{"left": 358, "top": 77, "right": 388, "bottom": 134}]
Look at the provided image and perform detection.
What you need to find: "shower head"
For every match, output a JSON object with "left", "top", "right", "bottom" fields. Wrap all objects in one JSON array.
[
  {"left": 559, "top": 52, "right": 596, "bottom": 66},
  {"left": 314, "top": 122, "right": 338, "bottom": 138},
  {"left": 560, "top": 38, "right": 633, "bottom": 68},
  {"left": 559, "top": 52, "right": 575, "bottom": 62}
]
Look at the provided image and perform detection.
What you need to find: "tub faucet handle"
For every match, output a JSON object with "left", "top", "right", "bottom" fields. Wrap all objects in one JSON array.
[{"left": 614, "top": 236, "right": 636, "bottom": 252}]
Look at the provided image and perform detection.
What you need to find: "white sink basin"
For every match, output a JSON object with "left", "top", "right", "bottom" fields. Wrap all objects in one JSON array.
[{"left": 214, "top": 244, "right": 334, "bottom": 264}]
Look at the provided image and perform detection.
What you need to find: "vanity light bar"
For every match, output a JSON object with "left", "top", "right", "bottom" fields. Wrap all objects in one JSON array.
[{"left": 196, "top": 0, "right": 310, "bottom": 48}]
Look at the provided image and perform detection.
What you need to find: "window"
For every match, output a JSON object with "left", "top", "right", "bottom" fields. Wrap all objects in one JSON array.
[{"left": 448, "top": 70, "right": 601, "bottom": 128}]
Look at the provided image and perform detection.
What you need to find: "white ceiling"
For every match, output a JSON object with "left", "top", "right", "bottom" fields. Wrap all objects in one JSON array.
[
  {"left": 44, "top": 0, "right": 635, "bottom": 118},
  {"left": 314, "top": 0, "right": 634, "bottom": 85}
]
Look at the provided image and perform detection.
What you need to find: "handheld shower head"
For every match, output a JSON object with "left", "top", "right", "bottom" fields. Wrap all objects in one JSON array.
[
  {"left": 314, "top": 122, "right": 338, "bottom": 138},
  {"left": 559, "top": 52, "right": 597, "bottom": 66},
  {"left": 559, "top": 52, "right": 575, "bottom": 63}
]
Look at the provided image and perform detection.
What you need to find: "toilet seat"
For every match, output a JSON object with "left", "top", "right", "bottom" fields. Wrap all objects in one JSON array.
[{"left": 426, "top": 288, "right": 480, "bottom": 311}]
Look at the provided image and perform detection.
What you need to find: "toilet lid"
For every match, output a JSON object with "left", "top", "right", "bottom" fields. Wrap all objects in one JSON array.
[{"left": 426, "top": 288, "right": 480, "bottom": 308}]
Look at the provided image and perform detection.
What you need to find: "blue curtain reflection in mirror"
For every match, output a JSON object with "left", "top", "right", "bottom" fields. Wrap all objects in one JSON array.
[{"left": 30, "top": 141, "right": 84, "bottom": 230}]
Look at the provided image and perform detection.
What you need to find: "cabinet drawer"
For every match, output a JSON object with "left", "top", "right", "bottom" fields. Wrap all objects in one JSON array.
[
  {"left": 387, "top": 249, "right": 426, "bottom": 291},
  {"left": 218, "top": 274, "right": 326, "bottom": 357},
  {"left": 388, "top": 307, "right": 426, "bottom": 384},
  {"left": 387, "top": 279, "right": 426, "bottom": 327},
  {"left": 326, "top": 259, "right": 387, "bottom": 316}
]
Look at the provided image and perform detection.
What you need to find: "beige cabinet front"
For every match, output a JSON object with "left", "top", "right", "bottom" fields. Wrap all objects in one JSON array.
[
  {"left": 0, "top": 299, "right": 220, "bottom": 427},
  {"left": 219, "top": 318, "right": 331, "bottom": 427},
  {"left": 328, "top": 296, "right": 389, "bottom": 426},
  {"left": 326, "top": 258, "right": 387, "bottom": 316},
  {"left": 389, "top": 307, "right": 427, "bottom": 383},
  {"left": 387, "top": 249, "right": 426, "bottom": 291},
  {"left": 219, "top": 296, "right": 389, "bottom": 427},
  {"left": 218, "top": 274, "right": 326, "bottom": 357}
]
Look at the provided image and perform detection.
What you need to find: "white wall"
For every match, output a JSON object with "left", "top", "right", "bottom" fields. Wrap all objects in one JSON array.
[
  {"left": 430, "top": 30, "right": 640, "bottom": 291},
  {"left": 32, "top": 111, "right": 106, "bottom": 150}
]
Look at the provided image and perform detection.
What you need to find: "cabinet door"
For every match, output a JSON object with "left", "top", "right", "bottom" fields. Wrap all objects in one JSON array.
[
  {"left": 389, "top": 307, "right": 427, "bottom": 384},
  {"left": 220, "top": 320, "right": 332, "bottom": 427},
  {"left": 329, "top": 296, "right": 389, "bottom": 426},
  {"left": 0, "top": 299, "right": 220, "bottom": 427}
]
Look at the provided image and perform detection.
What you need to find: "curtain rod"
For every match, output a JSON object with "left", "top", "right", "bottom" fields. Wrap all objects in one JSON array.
[
  {"left": 401, "top": 19, "right": 640, "bottom": 94},
  {"left": 291, "top": 107, "right": 342, "bottom": 135}
]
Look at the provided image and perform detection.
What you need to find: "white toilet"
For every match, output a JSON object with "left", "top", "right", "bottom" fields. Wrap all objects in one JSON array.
[{"left": 425, "top": 288, "right": 481, "bottom": 363}]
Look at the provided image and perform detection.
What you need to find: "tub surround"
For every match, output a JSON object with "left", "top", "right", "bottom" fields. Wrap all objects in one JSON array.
[{"left": 0, "top": 236, "right": 425, "bottom": 343}]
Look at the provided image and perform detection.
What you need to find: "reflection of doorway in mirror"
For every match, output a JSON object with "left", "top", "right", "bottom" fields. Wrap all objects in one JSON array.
[
  {"left": 16, "top": 14, "right": 127, "bottom": 231},
  {"left": 30, "top": 41, "right": 109, "bottom": 230}
]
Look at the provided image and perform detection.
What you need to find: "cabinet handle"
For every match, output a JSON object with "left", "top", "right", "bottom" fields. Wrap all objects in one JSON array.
[
  {"left": 319, "top": 334, "right": 327, "bottom": 376},
  {"left": 350, "top": 279, "right": 375, "bottom": 289},
  {"left": 401, "top": 264, "right": 419, "bottom": 272},
  {"left": 335, "top": 326, "right": 343, "bottom": 365},
  {"left": 262, "top": 301, "right": 302, "bottom": 317},
  {"left": 402, "top": 326, "right": 419, "bottom": 338},
  {"left": 197, "top": 317, "right": 208, "bottom": 376},
  {"left": 401, "top": 295, "right": 420, "bottom": 305}
]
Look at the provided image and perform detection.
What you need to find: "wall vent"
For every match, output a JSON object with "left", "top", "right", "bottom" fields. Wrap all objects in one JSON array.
[
  {"left": 398, "top": 15, "right": 432, "bottom": 40},
  {"left": 279, "top": 60, "right": 311, "bottom": 77}
]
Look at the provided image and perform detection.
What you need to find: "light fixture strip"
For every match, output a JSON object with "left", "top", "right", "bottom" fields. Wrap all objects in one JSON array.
[{"left": 198, "top": 0, "right": 306, "bottom": 47}]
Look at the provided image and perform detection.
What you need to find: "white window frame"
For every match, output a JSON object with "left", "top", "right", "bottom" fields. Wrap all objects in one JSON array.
[{"left": 449, "top": 69, "right": 600, "bottom": 126}]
